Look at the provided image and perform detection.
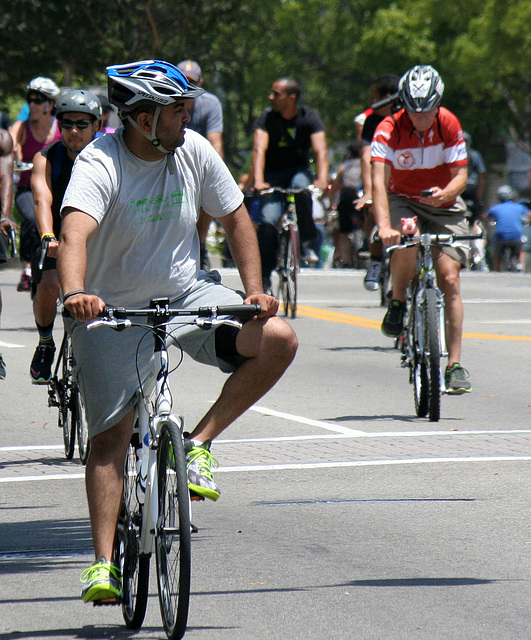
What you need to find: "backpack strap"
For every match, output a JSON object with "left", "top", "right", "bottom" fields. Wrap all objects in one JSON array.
[{"left": 51, "top": 141, "right": 67, "bottom": 184}]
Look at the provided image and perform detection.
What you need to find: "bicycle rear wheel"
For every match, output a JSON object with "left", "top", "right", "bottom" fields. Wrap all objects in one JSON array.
[
  {"left": 156, "top": 420, "right": 191, "bottom": 640},
  {"left": 424, "top": 288, "right": 442, "bottom": 422},
  {"left": 115, "top": 440, "right": 150, "bottom": 629},
  {"left": 379, "top": 260, "right": 392, "bottom": 307},
  {"left": 58, "top": 339, "right": 75, "bottom": 459}
]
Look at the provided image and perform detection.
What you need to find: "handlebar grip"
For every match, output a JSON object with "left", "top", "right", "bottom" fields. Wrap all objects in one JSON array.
[{"left": 203, "top": 304, "right": 261, "bottom": 320}]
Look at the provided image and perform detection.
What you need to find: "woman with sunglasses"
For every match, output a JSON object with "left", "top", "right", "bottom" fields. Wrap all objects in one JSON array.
[
  {"left": 9, "top": 77, "right": 62, "bottom": 292},
  {"left": 28, "top": 89, "right": 102, "bottom": 384}
]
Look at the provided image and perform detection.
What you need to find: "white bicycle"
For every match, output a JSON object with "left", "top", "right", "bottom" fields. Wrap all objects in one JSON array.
[{"left": 88, "top": 298, "right": 260, "bottom": 639}]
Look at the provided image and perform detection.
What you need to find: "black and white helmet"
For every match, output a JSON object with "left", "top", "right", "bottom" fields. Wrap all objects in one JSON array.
[
  {"left": 26, "top": 77, "right": 61, "bottom": 101},
  {"left": 398, "top": 65, "right": 444, "bottom": 113},
  {"left": 55, "top": 90, "right": 102, "bottom": 121}
]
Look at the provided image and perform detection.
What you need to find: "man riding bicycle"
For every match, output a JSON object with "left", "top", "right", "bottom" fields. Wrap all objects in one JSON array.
[
  {"left": 371, "top": 65, "right": 472, "bottom": 395},
  {"left": 252, "top": 77, "right": 329, "bottom": 292},
  {"left": 58, "top": 60, "right": 298, "bottom": 604}
]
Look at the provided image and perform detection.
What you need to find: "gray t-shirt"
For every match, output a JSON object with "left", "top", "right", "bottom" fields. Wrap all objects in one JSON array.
[
  {"left": 62, "top": 128, "right": 242, "bottom": 307},
  {"left": 186, "top": 91, "right": 223, "bottom": 136}
]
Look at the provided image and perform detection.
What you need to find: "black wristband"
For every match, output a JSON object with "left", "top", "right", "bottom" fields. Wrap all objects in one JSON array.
[{"left": 63, "top": 290, "right": 87, "bottom": 302}]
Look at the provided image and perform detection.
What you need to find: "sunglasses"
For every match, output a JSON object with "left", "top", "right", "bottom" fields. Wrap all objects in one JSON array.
[
  {"left": 58, "top": 119, "right": 92, "bottom": 130},
  {"left": 27, "top": 97, "right": 47, "bottom": 105}
]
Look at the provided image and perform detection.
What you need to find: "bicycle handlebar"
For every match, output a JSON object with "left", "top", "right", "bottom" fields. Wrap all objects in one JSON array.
[
  {"left": 258, "top": 186, "right": 323, "bottom": 197},
  {"left": 382, "top": 232, "right": 483, "bottom": 253},
  {"left": 86, "top": 301, "right": 261, "bottom": 331}
]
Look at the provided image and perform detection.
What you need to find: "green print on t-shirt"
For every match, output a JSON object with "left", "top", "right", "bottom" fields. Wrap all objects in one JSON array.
[{"left": 129, "top": 189, "right": 187, "bottom": 225}]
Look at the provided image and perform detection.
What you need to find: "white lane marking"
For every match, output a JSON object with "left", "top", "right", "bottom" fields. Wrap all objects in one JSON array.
[
  {"left": 2, "top": 456, "right": 529, "bottom": 483},
  {"left": 0, "top": 445, "right": 63, "bottom": 452},
  {"left": 217, "top": 429, "right": 531, "bottom": 444},
  {"left": 0, "top": 473, "right": 85, "bottom": 483},
  {"left": 216, "top": 457, "right": 531, "bottom": 473},
  {"left": 249, "top": 406, "right": 366, "bottom": 435},
  {"left": 0, "top": 340, "right": 25, "bottom": 348}
]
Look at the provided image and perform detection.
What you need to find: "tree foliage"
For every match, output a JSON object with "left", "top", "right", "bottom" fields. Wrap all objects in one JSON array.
[{"left": 1, "top": 0, "right": 529, "bottom": 170}]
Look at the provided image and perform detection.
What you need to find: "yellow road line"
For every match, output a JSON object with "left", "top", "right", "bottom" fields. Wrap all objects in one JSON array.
[{"left": 296, "top": 305, "right": 531, "bottom": 341}]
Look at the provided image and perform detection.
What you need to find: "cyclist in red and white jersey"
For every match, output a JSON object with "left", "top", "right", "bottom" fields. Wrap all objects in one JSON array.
[{"left": 371, "top": 65, "right": 472, "bottom": 394}]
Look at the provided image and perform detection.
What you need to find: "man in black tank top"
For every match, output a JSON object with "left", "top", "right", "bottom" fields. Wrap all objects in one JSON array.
[{"left": 29, "top": 90, "right": 102, "bottom": 384}]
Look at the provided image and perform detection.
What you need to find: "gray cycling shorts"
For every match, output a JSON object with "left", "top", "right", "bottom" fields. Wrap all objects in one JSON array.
[
  {"left": 388, "top": 194, "right": 470, "bottom": 266},
  {"left": 66, "top": 271, "right": 245, "bottom": 439}
]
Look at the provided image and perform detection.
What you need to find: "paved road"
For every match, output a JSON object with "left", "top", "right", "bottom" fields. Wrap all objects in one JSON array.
[{"left": 0, "top": 264, "right": 530, "bottom": 639}]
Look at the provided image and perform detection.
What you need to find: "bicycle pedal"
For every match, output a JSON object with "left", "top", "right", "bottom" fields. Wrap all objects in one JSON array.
[
  {"left": 189, "top": 489, "right": 205, "bottom": 501},
  {"left": 93, "top": 596, "right": 121, "bottom": 607}
]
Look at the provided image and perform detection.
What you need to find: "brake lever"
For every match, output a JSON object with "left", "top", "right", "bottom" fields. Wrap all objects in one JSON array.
[{"left": 87, "top": 318, "right": 132, "bottom": 331}]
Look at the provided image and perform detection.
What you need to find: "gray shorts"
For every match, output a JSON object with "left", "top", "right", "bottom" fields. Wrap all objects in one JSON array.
[
  {"left": 67, "top": 271, "right": 245, "bottom": 439},
  {"left": 388, "top": 194, "right": 470, "bottom": 266}
]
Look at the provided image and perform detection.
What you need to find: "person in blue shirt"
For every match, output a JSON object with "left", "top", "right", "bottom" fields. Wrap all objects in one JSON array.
[{"left": 486, "top": 185, "right": 530, "bottom": 271}]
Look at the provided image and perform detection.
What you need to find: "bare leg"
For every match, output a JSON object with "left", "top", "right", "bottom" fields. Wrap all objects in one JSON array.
[
  {"left": 85, "top": 410, "right": 134, "bottom": 561},
  {"left": 190, "top": 316, "right": 298, "bottom": 442},
  {"left": 33, "top": 269, "right": 60, "bottom": 327},
  {"left": 389, "top": 247, "right": 417, "bottom": 302},
  {"left": 434, "top": 251, "right": 463, "bottom": 366}
]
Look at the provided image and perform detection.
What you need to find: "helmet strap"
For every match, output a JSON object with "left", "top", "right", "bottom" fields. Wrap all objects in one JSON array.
[{"left": 125, "top": 106, "right": 173, "bottom": 155}]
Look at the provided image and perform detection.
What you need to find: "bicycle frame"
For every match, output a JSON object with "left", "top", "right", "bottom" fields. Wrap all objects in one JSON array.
[
  {"left": 403, "top": 234, "right": 448, "bottom": 372},
  {"left": 87, "top": 299, "right": 260, "bottom": 637}
]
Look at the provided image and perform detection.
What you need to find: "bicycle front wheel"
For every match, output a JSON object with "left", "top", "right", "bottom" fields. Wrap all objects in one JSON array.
[
  {"left": 424, "top": 288, "right": 442, "bottom": 422},
  {"left": 409, "top": 298, "right": 429, "bottom": 418},
  {"left": 285, "top": 225, "right": 299, "bottom": 318},
  {"left": 156, "top": 420, "right": 192, "bottom": 640},
  {"left": 73, "top": 389, "right": 90, "bottom": 464},
  {"left": 115, "top": 441, "right": 150, "bottom": 628},
  {"left": 58, "top": 340, "right": 75, "bottom": 459}
]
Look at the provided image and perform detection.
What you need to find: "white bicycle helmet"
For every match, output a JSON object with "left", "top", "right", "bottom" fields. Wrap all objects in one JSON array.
[
  {"left": 26, "top": 77, "right": 61, "bottom": 101},
  {"left": 497, "top": 185, "right": 517, "bottom": 202},
  {"left": 107, "top": 60, "right": 204, "bottom": 155},
  {"left": 398, "top": 65, "right": 444, "bottom": 113}
]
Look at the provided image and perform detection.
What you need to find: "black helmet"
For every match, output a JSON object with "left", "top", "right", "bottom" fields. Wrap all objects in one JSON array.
[
  {"left": 398, "top": 65, "right": 444, "bottom": 113},
  {"left": 55, "top": 90, "right": 102, "bottom": 120}
]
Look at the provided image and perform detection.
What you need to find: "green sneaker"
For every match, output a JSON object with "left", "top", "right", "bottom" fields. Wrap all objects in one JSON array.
[
  {"left": 382, "top": 300, "right": 406, "bottom": 338},
  {"left": 80, "top": 557, "right": 122, "bottom": 603},
  {"left": 445, "top": 363, "right": 472, "bottom": 395},
  {"left": 185, "top": 438, "right": 221, "bottom": 501}
]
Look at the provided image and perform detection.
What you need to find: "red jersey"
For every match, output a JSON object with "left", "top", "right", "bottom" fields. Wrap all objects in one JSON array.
[{"left": 371, "top": 107, "right": 467, "bottom": 203}]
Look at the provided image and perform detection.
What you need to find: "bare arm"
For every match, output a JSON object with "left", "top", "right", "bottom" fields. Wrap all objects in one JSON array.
[
  {"left": 206, "top": 131, "right": 224, "bottom": 158},
  {"left": 30, "top": 151, "right": 59, "bottom": 255},
  {"left": 8, "top": 120, "right": 24, "bottom": 163},
  {"left": 371, "top": 161, "right": 399, "bottom": 246},
  {"left": 354, "top": 144, "right": 373, "bottom": 209},
  {"left": 420, "top": 165, "right": 468, "bottom": 208},
  {"left": 219, "top": 203, "right": 278, "bottom": 317},
  {"left": 57, "top": 207, "right": 105, "bottom": 321},
  {"left": 0, "top": 130, "right": 14, "bottom": 232},
  {"left": 252, "top": 129, "right": 270, "bottom": 190},
  {"left": 310, "top": 131, "right": 329, "bottom": 190}
]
